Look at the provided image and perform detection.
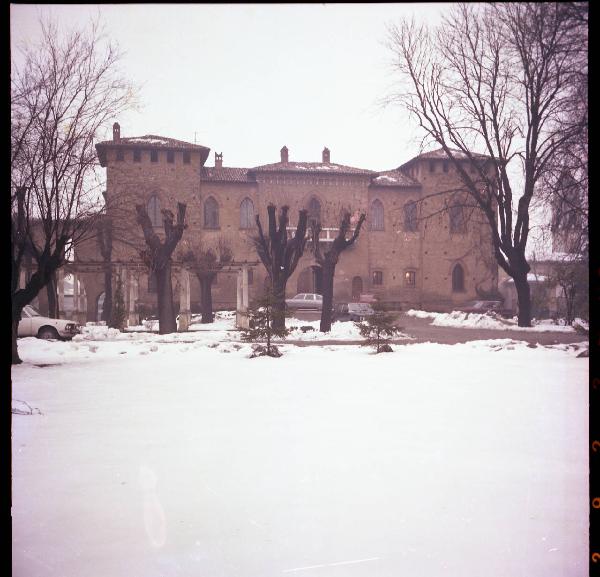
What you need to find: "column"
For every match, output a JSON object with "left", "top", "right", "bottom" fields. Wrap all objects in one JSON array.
[
  {"left": 57, "top": 268, "right": 65, "bottom": 318},
  {"left": 72, "top": 272, "right": 80, "bottom": 323},
  {"left": 236, "top": 267, "right": 250, "bottom": 329},
  {"left": 178, "top": 268, "right": 191, "bottom": 332},
  {"left": 128, "top": 270, "right": 139, "bottom": 327}
]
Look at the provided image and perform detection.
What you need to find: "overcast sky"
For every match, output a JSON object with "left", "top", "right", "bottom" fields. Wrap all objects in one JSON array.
[{"left": 11, "top": 3, "right": 450, "bottom": 172}]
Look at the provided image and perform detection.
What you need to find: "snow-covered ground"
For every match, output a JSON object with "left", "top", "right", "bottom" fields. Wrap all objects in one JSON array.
[
  {"left": 406, "top": 309, "right": 581, "bottom": 332},
  {"left": 12, "top": 336, "right": 588, "bottom": 577}
]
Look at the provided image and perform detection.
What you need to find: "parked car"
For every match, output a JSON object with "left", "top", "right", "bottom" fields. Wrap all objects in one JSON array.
[
  {"left": 333, "top": 302, "right": 375, "bottom": 322},
  {"left": 457, "top": 300, "right": 504, "bottom": 314},
  {"left": 285, "top": 293, "right": 324, "bottom": 310},
  {"left": 18, "top": 305, "right": 81, "bottom": 340},
  {"left": 358, "top": 293, "right": 378, "bottom": 304}
]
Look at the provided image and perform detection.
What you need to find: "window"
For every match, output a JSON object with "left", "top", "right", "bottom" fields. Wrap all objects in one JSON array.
[
  {"left": 452, "top": 264, "right": 465, "bottom": 292},
  {"left": 148, "top": 271, "right": 157, "bottom": 293},
  {"left": 308, "top": 197, "right": 321, "bottom": 224},
  {"left": 133, "top": 149, "right": 141, "bottom": 162},
  {"left": 370, "top": 199, "right": 384, "bottom": 231},
  {"left": 204, "top": 196, "right": 219, "bottom": 229},
  {"left": 404, "top": 201, "right": 418, "bottom": 232},
  {"left": 147, "top": 195, "right": 161, "bottom": 228},
  {"left": 372, "top": 270, "right": 383, "bottom": 286},
  {"left": 116, "top": 149, "right": 124, "bottom": 161},
  {"left": 429, "top": 161, "right": 435, "bottom": 173},
  {"left": 240, "top": 198, "right": 255, "bottom": 229},
  {"left": 167, "top": 150, "right": 174, "bottom": 163},
  {"left": 405, "top": 270, "right": 416, "bottom": 287},
  {"left": 183, "top": 151, "right": 191, "bottom": 164},
  {"left": 150, "top": 150, "right": 158, "bottom": 163},
  {"left": 443, "top": 161, "right": 449, "bottom": 173},
  {"left": 449, "top": 204, "right": 466, "bottom": 233}
]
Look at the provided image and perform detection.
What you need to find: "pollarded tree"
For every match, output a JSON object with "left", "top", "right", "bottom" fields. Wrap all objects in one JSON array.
[
  {"left": 179, "top": 240, "right": 233, "bottom": 324},
  {"left": 254, "top": 204, "right": 308, "bottom": 330},
  {"left": 312, "top": 211, "right": 366, "bottom": 332},
  {"left": 386, "top": 2, "right": 588, "bottom": 326},
  {"left": 10, "top": 17, "right": 137, "bottom": 363},
  {"left": 136, "top": 203, "right": 187, "bottom": 334}
]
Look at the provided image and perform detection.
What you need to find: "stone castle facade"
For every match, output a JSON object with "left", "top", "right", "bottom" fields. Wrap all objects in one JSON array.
[{"left": 34, "top": 123, "right": 500, "bottom": 324}]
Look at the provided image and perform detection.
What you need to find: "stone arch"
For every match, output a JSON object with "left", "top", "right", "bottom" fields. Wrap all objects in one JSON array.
[
  {"left": 307, "top": 196, "right": 322, "bottom": 224},
  {"left": 296, "top": 265, "right": 323, "bottom": 294},
  {"left": 451, "top": 262, "right": 465, "bottom": 292},
  {"left": 369, "top": 199, "right": 384, "bottom": 231},
  {"left": 204, "top": 195, "right": 220, "bottom": 229}
]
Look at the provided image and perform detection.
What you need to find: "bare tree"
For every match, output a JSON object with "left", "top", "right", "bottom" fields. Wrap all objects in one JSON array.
[
  {"left": 254, "top": 205, "right": 308, "bottom": 330},
  {"left": 386, "top": 3, "right": 587, "bottom": 326},
  {"left": 11, "top": 17, "right": 137, "bottom": 363},
  {"left": 179, "top": 240, "right": 233, "bottom": 324},
  {"left": 312, "top": 211, "right": 366, "bottom": 332},
  {"left": 136, "top": 203, "right": 187, "bottom": 334}
]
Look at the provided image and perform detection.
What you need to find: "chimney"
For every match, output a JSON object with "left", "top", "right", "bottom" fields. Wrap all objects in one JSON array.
[
  {"left": 280, "top": 145, "right": 289, "bottom": 164},
  {"left": 322, "top": 147, "right": 330, "bottom": 164},
  {"left": 113, "top": 122, "right": 121, "bottom": 142},
  {"left": 215, "top": 152, "right": 223, "bottom": 169}
]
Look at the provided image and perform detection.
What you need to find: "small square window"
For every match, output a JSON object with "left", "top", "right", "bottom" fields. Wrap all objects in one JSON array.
[
  {"left": 372, "top": 270, "right": 383, "bottom": 286},
  {"left": 150, "top": 150, "right": 158, "bottom": 163},
  {"left": 405, "top": 270, "right": 416, "bottom": 287},
  {"left": 133, "top": 149, "right": 141, "bottom": 162},
  {"left": 183, "top": 151, "right": 191, "bottom": 164},
  {"left": 167, "top": 150, "right": 175, "bottom": 164},
  {"left": 116, "top": 149, "right": 124, "bottom": 161}
]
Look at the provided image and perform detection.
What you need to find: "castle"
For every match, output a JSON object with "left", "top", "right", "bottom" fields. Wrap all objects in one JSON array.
[{"left": 31, "top": 123, "right": 499, "bottom": 324}]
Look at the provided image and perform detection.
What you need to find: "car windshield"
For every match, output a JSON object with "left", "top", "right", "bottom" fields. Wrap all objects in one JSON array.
[{"left": 23, "top": 305, "right": 42, "bottom": 317}]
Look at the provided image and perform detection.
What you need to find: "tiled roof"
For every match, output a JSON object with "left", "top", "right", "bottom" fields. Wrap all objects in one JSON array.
[
  {"left": 248, "top": 162, "right": 375, "bottom": 176},
  {"left": 399, "top": 147, "right": 491, "bottom": 170},
  {"left": 96, "top": 134, "right": 209, "bottom": 150},
  {"left": 200, "top": 167, "right": 253, "bottom": 183},
  {"left": 370, "top": 169, "right": 420, "bottom": 187}
]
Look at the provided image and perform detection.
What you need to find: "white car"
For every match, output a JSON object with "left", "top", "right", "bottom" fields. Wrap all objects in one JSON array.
[
  {"left": 285, "top": 293, "right": 324, "bottom": 310},
  {"left": 18, "top": 305, "right": 81, "bottom": 340}
]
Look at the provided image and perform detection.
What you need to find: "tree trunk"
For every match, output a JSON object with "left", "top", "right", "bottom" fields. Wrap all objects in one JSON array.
[
  {"left": 271, "top": 276, "right": 287, "bottom": 331},
  {"left": 198, "top": 275, "right": 215, "bottom": 324},
  {"left": 47, "top": 274, "right": 58, "bottom": 318},
  {"left": 513, "top": 272, "right": 532, "bottom": 327},
  {"left": 101, "top": 268, "right": 113, "bottom": 323},
  {"left": 319, "top": 265, "right": 335, "bottom": 332},
  {"left": 156, "top": 263, "right": 177, "bottom": 334},
  {"left": 12, "top": 315, "right": 22, "bottom": 365}
]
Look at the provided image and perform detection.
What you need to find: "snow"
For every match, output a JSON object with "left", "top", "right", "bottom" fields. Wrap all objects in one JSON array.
[
  {"left": 406, "top": 309, "right": 576, "bottom": 332},
  {"left": 374, "top": 175, "right": 398, "bottom": 182},
  {"left": 127, "top": 137, "right": 170, "bottom": 145},
  {"left": 12, "top": 335, "right": 588, "bottom": 577},
  {"left": 505, "top": 273, "right": 547, "bottom": 283}
]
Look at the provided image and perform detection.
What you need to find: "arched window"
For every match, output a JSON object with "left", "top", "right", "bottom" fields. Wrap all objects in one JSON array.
[
  {"left": 404, "top": 201, "right": 417, "bottom": 232},
  {"left": 147, "top": 195, "right": 161, "bottom": 228},
  {"left": 449, "top": 204, "right": 465, "bottom": 233},
  {"left": 308, "top": 197, "right": 321, "bottom": 224},
  {"left": 370, "top": 199, "right": 384, "bottom": 231},
  {"left": 240, "top": 198, "right": 255, "bottom": 229},
  {"left": 452, "top": 263, "right": 465, "bottom": 292},
  {"left": 204, "top": 196, "right": 219, "bottom": 229}
]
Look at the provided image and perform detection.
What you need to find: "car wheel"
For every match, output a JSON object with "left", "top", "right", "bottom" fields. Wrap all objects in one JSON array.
[{"left": 38, "top": 326, "right": 60, "bottom": 340}]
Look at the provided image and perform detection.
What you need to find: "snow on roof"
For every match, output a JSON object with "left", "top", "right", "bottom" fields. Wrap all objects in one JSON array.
[
  {"left": 399, "top": 147, "right": 491, "bottom": 171},
  {"left": 371, "top": 169, "right": 420, "bottom": 187},
  {"left": 504, "top": 273, "right": 547, "bottom": 283},
  {"left": 249, "top": 161, "right": 375, "bottom": 176},
  {"left": 200, "top": 167, "right": 252, "bottom": 183}
]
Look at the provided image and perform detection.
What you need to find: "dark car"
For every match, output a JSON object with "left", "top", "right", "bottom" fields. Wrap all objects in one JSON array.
[{"left": 333, "top": 302, "right": 375, "bottom": 322}]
